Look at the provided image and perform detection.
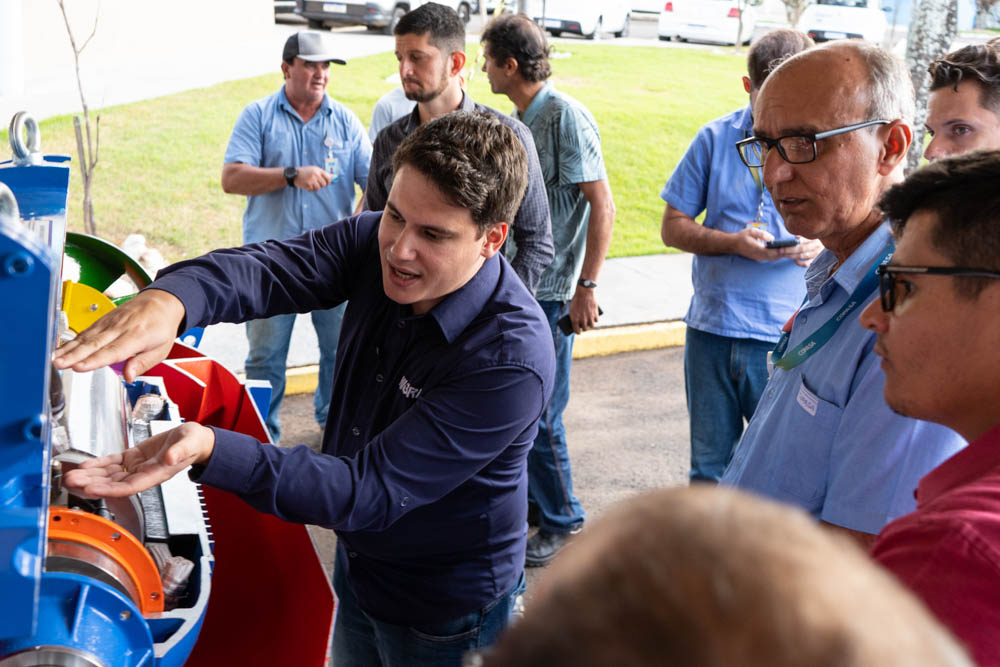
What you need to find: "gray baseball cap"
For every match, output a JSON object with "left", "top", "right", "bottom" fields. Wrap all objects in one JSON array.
[{"left": 282, "top": 32, "right": 347, "bottom": 65}]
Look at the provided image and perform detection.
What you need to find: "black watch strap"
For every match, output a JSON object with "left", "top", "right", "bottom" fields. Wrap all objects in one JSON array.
[
  {"left": 578, "top": 278, "right": 597, "bottom": 289},
  {"left": 284, "top": 166, "right": 298, "bottom": 187}
]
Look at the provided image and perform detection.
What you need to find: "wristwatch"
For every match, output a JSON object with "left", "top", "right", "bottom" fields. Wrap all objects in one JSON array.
[
  {"left": 578, "top": 279, "right": 597, "bottom": 289},
  {"left": 284, "top": 166, "right": 298, "bottom": 188}
]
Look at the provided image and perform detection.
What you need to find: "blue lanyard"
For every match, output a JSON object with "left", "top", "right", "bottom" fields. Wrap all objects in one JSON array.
[{"left": 771, "top": 244, "right": 893, "bottom": 371}]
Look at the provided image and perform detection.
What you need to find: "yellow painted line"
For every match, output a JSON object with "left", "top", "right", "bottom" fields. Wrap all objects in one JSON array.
[
  {"left": 572, "top": 321, "right": 686, "bottom": 359},
  {"left": 271, "top": 322, "right": 687, "bottom": 395}
]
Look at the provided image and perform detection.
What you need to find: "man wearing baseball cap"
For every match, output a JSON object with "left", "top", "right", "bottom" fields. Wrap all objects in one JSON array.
[{"left": 221, "top": 31, "right": 372, "bottom": 443}]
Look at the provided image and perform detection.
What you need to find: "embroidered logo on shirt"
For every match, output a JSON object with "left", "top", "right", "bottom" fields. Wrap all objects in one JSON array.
[
  {"left": 796, "top": 383, "right": 819, "bottom": 416},
  {"left": 399, "top": 376, "right": 422, "bottom": 400}
]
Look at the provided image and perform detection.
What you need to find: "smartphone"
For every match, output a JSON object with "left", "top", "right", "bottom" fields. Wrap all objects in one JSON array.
[
  {"left": 557, "top": 307, "right": 604, "bottom": 336},
  {"left": 765, "top": 238, "right": 800, "bottom": 249}
]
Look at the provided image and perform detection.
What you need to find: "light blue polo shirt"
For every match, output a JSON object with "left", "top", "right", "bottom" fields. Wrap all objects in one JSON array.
[
  {"left": 662, "top": 105, "right": 804, "bottom": 343},
  {"left": 225, "top": 86, "right": 371, "bottom": 244},
  {"left": 515, "top": 83, "right": 607, "bottom": 302},
  {"left": 721, "top": 223, "right": 966, "bottom": 534}
]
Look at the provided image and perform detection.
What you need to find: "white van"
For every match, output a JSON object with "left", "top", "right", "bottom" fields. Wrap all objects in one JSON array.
[
  {"left": 798, "top": 0, "right": 889, "bottom": 44},
  {"left": 524, "top": 0, "right": 633, "bottom": 39}
]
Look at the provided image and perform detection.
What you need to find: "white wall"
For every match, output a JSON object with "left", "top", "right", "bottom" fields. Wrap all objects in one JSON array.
[{"left": 0, "top": 0, "right": 274, "bottom": 125}]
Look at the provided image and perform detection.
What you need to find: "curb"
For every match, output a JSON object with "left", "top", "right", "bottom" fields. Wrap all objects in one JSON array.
[{"left": 281, "top": 321, "right": 687, "bottom": 395}]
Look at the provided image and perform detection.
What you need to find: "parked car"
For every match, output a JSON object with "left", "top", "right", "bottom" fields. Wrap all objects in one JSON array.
[
  {"left": 658, "top": 0, "right": 756, "bottom": 46},
  {"left": 275, "top": 0, "right": 297, "bottom": 16},
  {"left": 529, "top": 0, "right": 632, "bottom": 39},
  {"left": 798, "top": 0, "right": 889, "bottom": 44},
  {"left": 295, "top": 0, "right": 472, "bottom": 34}
]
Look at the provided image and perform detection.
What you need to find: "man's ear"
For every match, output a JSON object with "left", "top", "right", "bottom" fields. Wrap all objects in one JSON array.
[
  {"left": 505, "top": 56, "right": 519, "bottom": 76},
  {"left": 879, "top": 120, "right": 913, "bottom": 174},
  {"left": 281, "top": 61, "right": 291, "bottom": 80},
  {"left": 450, "top": 50, "right": 467, "bottom": 77},
  {"left": 742, "top": 76, "right": 752, "bottom": 94},
  {"left": 480, "top": 222, "right": 509, "bottom": 258}
]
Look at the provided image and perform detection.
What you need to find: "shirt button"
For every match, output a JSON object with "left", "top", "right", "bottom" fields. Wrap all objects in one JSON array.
[
  {"left": 769, "top": 389, "right": 775, "bottom": 398},
  {"left": 799, "top": 314, "right": 807, "bottom": 324},
  {"left": 349, "top": 551, "right": 357, "bottom": 558},
  {"left": 397, "top": 320, "right": 406, "bottom": 328},
  {"left": 375, "top": 374, "right": 384, "bottom": 383},
  {"left": 352, "top": 426, "right": 360, "bottom": 436},
  {"left": 400, "top": 496, "right": 409, "bottom": 508}
]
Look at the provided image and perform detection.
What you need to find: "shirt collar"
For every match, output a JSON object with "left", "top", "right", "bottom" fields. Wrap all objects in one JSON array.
[
  {"left": 278, "top": 86, "right": 331, "bottom": 120},
  {"left": 516, "top": 82, "right": 554, "bottom": 126},
  {"left": 804, "top": 221, "right": 892, "bottom": 300},
  {"left": 917, "top": 423, "right": 996, "bottom": 506},
  {"left": 427, "top": 253, "right": 501, "bottom": 344},
  {"left": 403, "top": 91, "right": 475, "bottom": 132}
]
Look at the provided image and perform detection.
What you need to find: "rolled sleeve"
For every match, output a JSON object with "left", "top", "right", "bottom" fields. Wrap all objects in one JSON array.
[
  {"left": 661, "top": 127, "right": 712, "bottom": 219},
  {"left": 224, "top": 104, "right": 264, "bottom": 167}
]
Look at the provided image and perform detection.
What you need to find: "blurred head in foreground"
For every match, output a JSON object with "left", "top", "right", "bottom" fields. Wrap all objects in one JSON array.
[{"left": 478, "top": 486, "right": 971, "bottom": 667}]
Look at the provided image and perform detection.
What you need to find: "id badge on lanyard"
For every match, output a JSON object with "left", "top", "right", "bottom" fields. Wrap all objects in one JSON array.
[{"left": 323, "top": 136, "right": 339, "bottom": 182}]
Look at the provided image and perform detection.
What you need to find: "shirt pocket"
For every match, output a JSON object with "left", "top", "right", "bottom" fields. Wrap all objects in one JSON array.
[
  {"left": 262, "top": 129, "right": 294, "bottom": 168},
  {"left": 771, "top": 375, "right": 842, "bottom": 508}
]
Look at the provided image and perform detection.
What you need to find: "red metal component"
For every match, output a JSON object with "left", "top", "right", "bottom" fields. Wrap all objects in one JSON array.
[{"left": 148, "top": 345, "right": 335, "bottom": 665}]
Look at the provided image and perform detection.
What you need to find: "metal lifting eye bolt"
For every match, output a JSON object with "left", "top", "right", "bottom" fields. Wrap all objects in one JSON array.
[{"left": 9, "top": 110, "right": 43, "bottom": 166}]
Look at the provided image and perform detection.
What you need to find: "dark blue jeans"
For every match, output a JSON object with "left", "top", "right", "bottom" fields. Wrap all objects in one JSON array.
[
  {"left": 331, "top": 550, "right": 525, "bottom": 667},
  {"left": 244, "top": 303, "right": 344, "bottom": 441},
  {"left": 684, "top": 326, "right": 773, "bottom": 482},
  {"left": 528, "top": 300, "right": 586, "bottom": 534}
]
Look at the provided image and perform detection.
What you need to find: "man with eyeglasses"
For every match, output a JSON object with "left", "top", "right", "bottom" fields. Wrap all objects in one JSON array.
[
  {"left": 859, "top": 151, "right": 1000, "bottom": 666},
  {"left": 660, "top": 28, "right": 820, "bottom": 485},
  {"left": 720, "top": 41, "right": 965, "bottom": 548}
]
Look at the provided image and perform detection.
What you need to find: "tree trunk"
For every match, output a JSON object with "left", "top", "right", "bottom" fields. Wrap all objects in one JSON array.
[
  {"left": 904, "top": 0, "right": 958, "bottom": 174},
  {"left": 784, "top": 0, "right": 811, "bottom": 27}
]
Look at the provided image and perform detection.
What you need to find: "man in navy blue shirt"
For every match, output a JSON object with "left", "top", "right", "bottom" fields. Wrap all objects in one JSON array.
[{"left": 55, "top": 111, "right": 555, "bottom": 666}]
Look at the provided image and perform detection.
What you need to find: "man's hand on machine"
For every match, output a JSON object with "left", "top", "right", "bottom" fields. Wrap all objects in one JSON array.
[
  {"left": 63, "top": 422, "right": 216, "bottom": 498},
  {"left": 53, "top": 289, "right": 186, "bottom": 382}
]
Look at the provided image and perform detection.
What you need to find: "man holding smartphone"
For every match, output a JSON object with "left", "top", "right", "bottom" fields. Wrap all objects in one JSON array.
[
  {"left": 481, "top": 14, "right": 615, "bottom": 566},
  {"left": 660, "top": 29, "right": 821, "bottom": 483}
]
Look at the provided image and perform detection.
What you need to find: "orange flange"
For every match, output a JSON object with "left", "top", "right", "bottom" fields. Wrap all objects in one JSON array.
[{"left": 48, "top": 507, "right": 165, "bottom": 614}]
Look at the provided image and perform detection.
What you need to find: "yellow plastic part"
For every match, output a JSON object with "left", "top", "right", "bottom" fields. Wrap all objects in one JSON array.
[{"left": 62, "top": 280, "right": 116, "bottom": 333}]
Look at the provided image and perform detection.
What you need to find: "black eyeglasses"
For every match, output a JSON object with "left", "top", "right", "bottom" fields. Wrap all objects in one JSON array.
[
  {"left": 876, "top": 264, "right": 1000, "bottom": 312},
  {"left": 736, "top": 120, "right": 890, "bottom": 169}
]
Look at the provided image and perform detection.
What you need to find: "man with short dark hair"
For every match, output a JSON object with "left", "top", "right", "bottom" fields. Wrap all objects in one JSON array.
[
  {"left": 364, "top": 2, "right": 554, "bottom": 294},
  {"left": 481, "top": 13, "right": 615, "bottom": 566},
  {"left": 56, "top": 111, "right": 555, "bottom": 667},
  {"left": 925, "top": 38, "right": 1000, "bottom": 159},
  {"left": 860, "top": 151, "right": 1000, "bottom": 666},
  {"left": 660, "top": 29, "right": 820, "bottom": 483},
  {"left": 221, "top": 31, "right": 372, "bottom": 442},
  {"left": 720, "top": 41, "right": 965, "bottom": 547}
]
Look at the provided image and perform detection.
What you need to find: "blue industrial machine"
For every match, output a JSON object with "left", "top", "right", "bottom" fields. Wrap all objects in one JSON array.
[
  {"left": 0, "top": 113, "right": 335, "bottom": 666},
  {"left": 0, "top": 112, "right": 213, "bottom": 666}
]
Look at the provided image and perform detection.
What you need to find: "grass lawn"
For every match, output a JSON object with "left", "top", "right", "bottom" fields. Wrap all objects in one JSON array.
[{"left": 3, "top": 43, "right": 748, "bottom": 263}]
